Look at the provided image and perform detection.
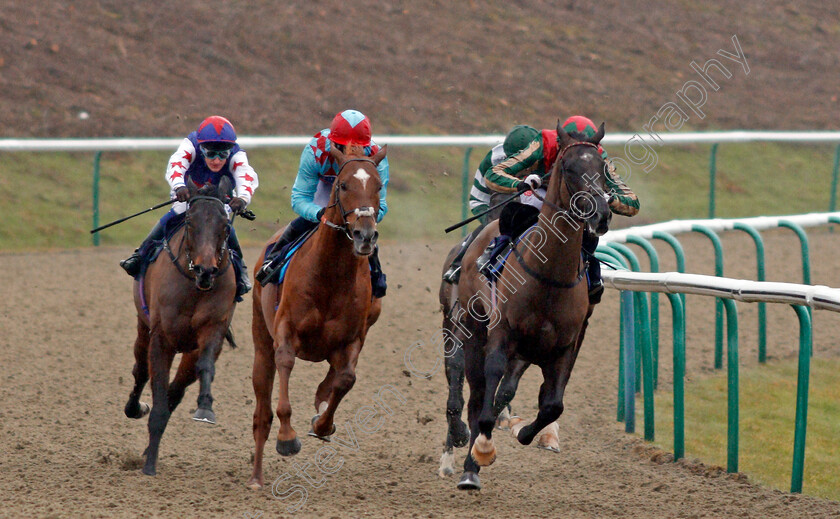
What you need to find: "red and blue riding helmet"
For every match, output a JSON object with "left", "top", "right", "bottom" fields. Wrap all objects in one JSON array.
[
  {"left": 329, "top": 109, "right": 372, "bottom": 147},
  {"left": 196, "top": 116, "right": 237, "bottom": 148}
]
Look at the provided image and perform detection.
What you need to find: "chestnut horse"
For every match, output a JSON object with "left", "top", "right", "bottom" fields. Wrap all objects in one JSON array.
[
  {"left": 248, "top": 144, "right": 386, "bottom": 489},
  {"left": 123, "top": 179, "right": 238, "bottom": 476},
  {"left": 449, "top": 123, "right": 612, "bottom": 490}
]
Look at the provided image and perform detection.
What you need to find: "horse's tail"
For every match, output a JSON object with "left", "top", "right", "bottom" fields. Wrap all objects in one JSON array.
[{"left": 225, "top": 326, "right": 238, "bottom": 349}]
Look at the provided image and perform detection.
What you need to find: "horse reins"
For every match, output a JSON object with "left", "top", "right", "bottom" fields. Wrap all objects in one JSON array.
[
  {"left": 322, "top": 157, "right": 379, "bottom": 240},
  {"left": 164, "top": 195, "right": 232, "bottom": 283}
]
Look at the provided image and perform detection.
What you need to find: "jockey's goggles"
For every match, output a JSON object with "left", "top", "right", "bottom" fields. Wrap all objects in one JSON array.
[{"left": 200, "top": 146, "right": 232, "bottom": 160}]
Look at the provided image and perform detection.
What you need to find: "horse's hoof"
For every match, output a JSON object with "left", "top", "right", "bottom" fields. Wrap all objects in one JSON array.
[
  {"left": 536, "top": 422, "right": 561, "bottom": 452},
  {"left": 125, "top": 401, "right": 151, "bottom": 419},
  {"left": 141, "top": 464, "right": 156, "bottom": 476},
  {"left": 276, "top": 437, "right": 301, "bottom": 457},
  {"left": 246, "top": 478, "right": 263, "bottom": 490},
  {"left": 457, "top": 471, "right": 481, "bottom": 490},
  {"left": 192, "top": 408, "right": 216, "bottom": 424},
  {"left": 470, "top": 434, "right": 496, "bottom": 467},
  {"left": 307, "top": 414, "right": 337, "bottom": 441}
]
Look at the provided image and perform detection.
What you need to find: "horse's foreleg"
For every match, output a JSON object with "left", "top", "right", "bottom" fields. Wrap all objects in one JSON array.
[
  {"left": 193, "top": 330, "right": 224, "bottom": 424},
  {"left": 125, "top": 318, "right": 151, "bottom": 419},
  {"left": 458, "top": 341, "right": 485, "bottom": 490},
  {"left": 470, "top": 333, "right": 507, "bottom": 468},
  {"left": 493, "top": 357, "right": 530, "bottom": 427},
  {"left": 312, "top": 341, "right": 361, "bottom": 439},
  {"left": 274, "top": 335, "right": 300, "bottom": 457},
  {"left": 142, "top": 332, "right": 175, "bottom": 476},
  {"left": 167, "top": 351, "right": 198, "bottom": 413},
  {"left": 516, "top": 342, "right": 582, "bottom": 447},
  {"left": 445, "top": 338, "right": 469, "bottom": 447},
  {"left": 248, "top": 299, "right": 277, "bottom": 489},
  {"left": 314, "top": 366, "right": 336, "bottom": 414}
]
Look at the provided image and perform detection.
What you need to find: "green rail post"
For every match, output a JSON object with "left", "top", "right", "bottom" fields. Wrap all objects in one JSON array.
[
  {"left": 607, "top": 242, "right": 647, "bottom": 394},
  {"left": 620, "top": 290, "right": 636, "bottom": 434},
  {"left": 731, "top": 223, "right": 767, "bottom": 363},
  {"left": 92, "top": 151, "right": 102, "bottom": 246},
  {"left": 830, "top": 143, "right": 840, "bottom": 213},
  {"left": 651, "top": 231, "right": 687, "bottom": 311},
  {"left": 665, "top": 293, "right": 686, "bottom": 461},
  {"left": 691, "top": 224, "right": 725, "bottom": 369},
  {"left": 461, "top": 147, "right": 473, "bottom": 238},
  {"left": 722, "top": 298, "right": 739, "bottom": 473},
  {"left": 626, "top": 235, "right": 660, "bottom": 389},
  {"left": 597, "top": 248, "right": 631, "bottom": 423},
  {"left": 708, "top": 143, "right": 718, "bottom": 219},
  {"left": 790, "top": 304, "right": 812, "bottom": 494},
  {"left": 778, "top": 220, "right": 812, "bottom": 332}
]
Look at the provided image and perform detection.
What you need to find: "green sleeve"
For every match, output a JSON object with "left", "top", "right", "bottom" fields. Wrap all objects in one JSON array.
[{"left": 483, "top": 139, "right": 542, "bottom": 193}]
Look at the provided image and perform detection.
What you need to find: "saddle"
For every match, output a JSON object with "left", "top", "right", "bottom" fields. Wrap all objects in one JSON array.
[{"left": 259, "top": 227, "right": 319, "bottom": 285}]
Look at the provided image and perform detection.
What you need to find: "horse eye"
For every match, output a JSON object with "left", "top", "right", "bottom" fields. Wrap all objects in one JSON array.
[{"left": 340, "top": 182, "right": 347, "bottom": 191}]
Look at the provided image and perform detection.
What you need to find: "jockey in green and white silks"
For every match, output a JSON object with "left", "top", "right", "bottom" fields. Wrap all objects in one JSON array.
[{"left": 445, "top": 116, "right": 640, "bottom": 305}]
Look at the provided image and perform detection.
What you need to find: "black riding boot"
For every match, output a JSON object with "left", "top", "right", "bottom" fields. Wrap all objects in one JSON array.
[
  {"left": 443, "top": 224, "right": 484, "bottom": 284},
  {"left": 227, "top": 229, "right": 251, "bottom": 301},
  {"left": 369, "top": 246, "right": 387, "bottom": 298},
  {"left": 255, "top": 216, "right": 318, "bottom": 286},
  {"left": 583, "top": 232, "right": 603, "bottom": 304},
  {"left": 120, "top": 221, "right": 166, "bottom": 277},
  {"left": 476, "top": 234, "right": 512, "bottom": 279}
]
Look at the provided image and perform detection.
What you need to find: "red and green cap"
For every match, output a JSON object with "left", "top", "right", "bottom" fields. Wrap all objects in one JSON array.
[{"left": 561, "top": 116, "right": 598, "bottom": 140}]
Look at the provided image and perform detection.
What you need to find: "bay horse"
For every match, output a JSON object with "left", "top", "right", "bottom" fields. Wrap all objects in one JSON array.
[
  {"left": 247, "top": 144, "right": 386, "bottom": 489},
  {"left": 448, "top": 123, "right": 612, "bottom": 490},
  {"left": 123, "top": 178, "right": 238, "bottom": 476}
]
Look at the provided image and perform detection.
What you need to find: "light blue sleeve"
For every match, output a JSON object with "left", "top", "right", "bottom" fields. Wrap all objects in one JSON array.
[
  {"left": 290, "top": 143, "right": 324, "bottom": 222},
  {"left": 376, "top": 155, "right": 389, "bottom": 222}
]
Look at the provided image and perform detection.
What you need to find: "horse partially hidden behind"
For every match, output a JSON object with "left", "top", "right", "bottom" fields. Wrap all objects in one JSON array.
[
  {"left": 248, "top": 144, "right": 386, "bottom": 489},
  {"left": 440, "top": 123, "right": 612, "bottom": 490},
  {"left": 123, "top": 178, "right": 239, "bottom": 476}
]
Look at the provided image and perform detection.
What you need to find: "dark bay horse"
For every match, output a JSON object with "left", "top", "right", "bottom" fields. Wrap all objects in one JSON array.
[
  {"left": 123, "top": 179, "right": 238, "bottom": 476},
  {"left": 248, "top": 144, "right": 386, "bottom": 489},
  {"left": 445, "top": 123, "right": 612, "bottom": 490}
]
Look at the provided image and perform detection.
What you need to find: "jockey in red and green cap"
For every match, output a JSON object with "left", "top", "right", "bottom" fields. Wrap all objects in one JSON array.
[{"left": 446, "top": 116, "right": 640, "bottom": 305}]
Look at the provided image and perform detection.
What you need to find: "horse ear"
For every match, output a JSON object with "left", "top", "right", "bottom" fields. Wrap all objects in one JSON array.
[
  {"left": 187, "top": 177, "right": 199, "bottom": 196},
  {"left": 218, "top": 175, "right": 234, "bottom": 200},
  {"left": 556, "top": 119, "right": 576, "bottom": 148},
  {"left": 371, "top": 144, "right": 387, "bottom": 166},
  {"left": 587, "top": 122, "right": 606, "bottom": 145},
  {"left": 329, "top": 144, "right": 345, "bottom": 165}
]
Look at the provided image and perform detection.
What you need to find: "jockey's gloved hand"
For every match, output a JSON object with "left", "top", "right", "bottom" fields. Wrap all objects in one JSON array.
[
  {"left": 316, "top": 208, "right": 326, "bottom": 220},
  {"left": 175, "top": 186, "right": 190, "bottom": 202},
  {"left": 228, "top": 197, "right": 247, "bottom": 215},
  {"left": 523, "top": 174, "right": 542, "bottom": 190}
]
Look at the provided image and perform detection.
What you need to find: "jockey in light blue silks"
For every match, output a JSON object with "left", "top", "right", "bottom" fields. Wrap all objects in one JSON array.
[
  {"left": 255, "top": 109, "right": 390, "bottom": 298},
  {"left": 120, "top": 115, "right": 259, "bottom": 300}
]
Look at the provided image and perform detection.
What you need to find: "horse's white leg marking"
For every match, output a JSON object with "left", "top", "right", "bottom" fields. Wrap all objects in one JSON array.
[
  {"left": 438, "top": 448, "right": 456, "bottom": 477},
  {"left": 509, "top": 416, "right": 526, "bottom": 437},
  {"left": 354, "top": 168, "right": 370, "bottom": 190},
  {"left": 317, "top": 401, "right": 328, "bottom": 415},
  {"left": 536, "top": 421, "right": 561, "bottom": 453},
  {"left": 471, "top": 433, "right": 497, "bottom": 466}
]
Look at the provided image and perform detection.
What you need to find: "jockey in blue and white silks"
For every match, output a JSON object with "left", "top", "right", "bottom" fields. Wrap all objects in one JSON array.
[
  {"left": 255, "top": 109, "right": 390, "bottom": 298},
  {"left": 120, "top": 116, "right": 258, "bottom": 300}
]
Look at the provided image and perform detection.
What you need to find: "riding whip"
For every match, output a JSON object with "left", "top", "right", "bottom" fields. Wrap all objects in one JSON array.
[
  {"left": 444, "top": 174, "right": 547, "bottom": 234},
  {"left": 89, "top": 199, "right": 175, "bottom": 234}
]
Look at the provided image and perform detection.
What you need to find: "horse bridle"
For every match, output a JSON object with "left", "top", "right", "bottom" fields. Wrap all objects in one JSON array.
[
  {"left": 165, "top": 195, "right": 232, "bottom": 283},
  {"left": 509, "top": 141, "right": 603, "bottom": 289},
  {"left": 322, "top": 157, "right": 379, "bottom": 240}
]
